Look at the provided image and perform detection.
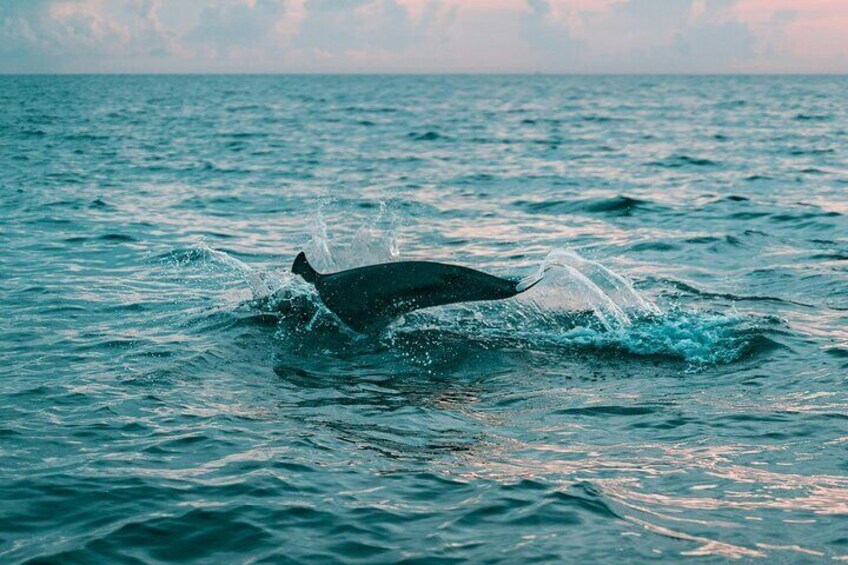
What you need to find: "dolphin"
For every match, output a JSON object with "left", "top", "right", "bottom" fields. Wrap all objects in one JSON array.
[{"left": 291, "top": 252, "right": 542, "bottom": 333}]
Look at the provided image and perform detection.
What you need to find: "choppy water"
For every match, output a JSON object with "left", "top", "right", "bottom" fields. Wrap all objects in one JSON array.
[{"left": 1, "top": 75, "right": 847, "bottom": 563}]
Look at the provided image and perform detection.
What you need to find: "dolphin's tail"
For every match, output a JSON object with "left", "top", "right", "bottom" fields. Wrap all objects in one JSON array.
[{"left": 292, "top": 252, "right": 320, "bottom": 284}]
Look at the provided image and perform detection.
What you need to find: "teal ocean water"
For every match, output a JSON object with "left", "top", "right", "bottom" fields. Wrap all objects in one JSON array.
[{"left": 1, "top": 75, "right": 847, "bottom": 563}]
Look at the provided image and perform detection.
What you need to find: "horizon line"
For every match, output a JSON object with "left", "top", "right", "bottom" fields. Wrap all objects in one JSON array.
[{"left": 2, "top": 71, "right": 848, "bottom": 77}]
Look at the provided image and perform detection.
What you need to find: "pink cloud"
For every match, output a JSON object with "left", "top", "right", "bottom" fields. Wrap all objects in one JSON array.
[
  {"left": 730, "top": 0, "right": 848, "bottom": 71},
  {"left": 4, "top": 0, "right": 848, "bottom": 72}
]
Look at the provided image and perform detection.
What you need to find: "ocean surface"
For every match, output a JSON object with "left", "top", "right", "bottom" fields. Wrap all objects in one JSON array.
[{"left": 1, "top": 75, "right": 847, "bottom": 563}]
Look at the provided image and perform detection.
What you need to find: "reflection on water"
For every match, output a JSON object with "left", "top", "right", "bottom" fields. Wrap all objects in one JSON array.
[{"left": 1, "top": 75, "right": 847, "bottom": 563}]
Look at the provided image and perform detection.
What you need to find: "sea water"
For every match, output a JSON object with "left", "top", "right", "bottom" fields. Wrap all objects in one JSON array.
[{"left": 1, "top": 75, "right": 847, "bottom": 563}]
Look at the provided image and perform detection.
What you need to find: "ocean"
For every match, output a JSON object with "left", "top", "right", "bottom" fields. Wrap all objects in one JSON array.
[{"left": 1, "top": 75, "right": 846, "bottom": 563}]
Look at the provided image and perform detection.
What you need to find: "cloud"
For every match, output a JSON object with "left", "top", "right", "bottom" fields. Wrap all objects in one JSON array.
[
  {"left": 293, "top": 0, "right": 421, "bottom": 55},
  {"left": 187, "top": 0, "right": 286, "bottom": 50},
  {"left": 0, "top": 0, "right": 846, "bottom": 72},
  {"left": 520, "top": 0, "right": 585, "bottom": 70},
  {"left": 0, "top": 0, "right": 175, "bottom": 71},
  {"left": 0, "top": 1, "right": 55, "bottom": 72},
  {"left": 728, "top": 0, "right": 848, "bottom": 72}
]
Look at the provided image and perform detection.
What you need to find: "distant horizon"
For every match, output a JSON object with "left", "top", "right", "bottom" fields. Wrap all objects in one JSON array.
[
  {"left": 3, "top": 1, "right": 848, "bottom": 75},
  {"left": 3, "top": 72, "right": 848, "bottom": 77}
]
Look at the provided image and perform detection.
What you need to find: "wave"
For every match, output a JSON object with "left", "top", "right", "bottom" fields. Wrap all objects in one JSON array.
[
  {"left": 662, "top": 278, "right": 814, "bottom": 308},
  {"left": 408, "top": 131, "right": 446, "bottom": 141},
  {"left": 517, "top": 195, "right": 663, "bottom": 217},
  {"left": 794, "top": 113, "right": 831, "bottom": 121},
  {"left": 648, "top": 155, "right": 718, "bottom": 168}
]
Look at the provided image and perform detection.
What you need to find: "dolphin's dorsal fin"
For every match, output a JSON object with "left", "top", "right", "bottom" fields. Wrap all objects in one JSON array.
[{"left": 292, "top": 252, "right": 320, "bottom": 284}]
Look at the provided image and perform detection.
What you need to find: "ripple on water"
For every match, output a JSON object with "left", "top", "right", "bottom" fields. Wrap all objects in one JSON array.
[{"left": 2, "top": 75, "right": 847, "bottom": 564}]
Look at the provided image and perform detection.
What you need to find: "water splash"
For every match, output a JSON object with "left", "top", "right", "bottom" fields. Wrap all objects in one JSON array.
[
  {"left": 197, "top": 241, "right": 280, "bottom": 300},
  {"left": 303, "top": 206, "right": 336, "bottom": 273},
  {"left": 389, "top": 303, "right": 768, "bottom": 367},
  {"left": 547, "top": 249, "right": 660, "bottom": 314},
  {"left": 520, "top": 248, "right": 659, "bottom": 331},
  {"left": 379, "top": 248, "right": 765, "bottom": 367},
  {"left": 171, "top": 232, "right": 767, "bottom": 367},
  {"left": 304, "top": 200, "right": 400, "bottom": 272}
]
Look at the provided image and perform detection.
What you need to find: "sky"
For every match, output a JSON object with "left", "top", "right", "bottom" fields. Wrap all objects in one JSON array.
[{"left": 1, "top": 0, "right": 847, "bottom": 73}]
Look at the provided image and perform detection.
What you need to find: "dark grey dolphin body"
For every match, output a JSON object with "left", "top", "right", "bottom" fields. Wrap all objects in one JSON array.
[{"left": 291, "top": 252, "right": 540, "bottom": 333}]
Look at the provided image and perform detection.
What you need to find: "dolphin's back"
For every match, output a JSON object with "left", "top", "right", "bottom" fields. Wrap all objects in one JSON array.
[{"left": 291, "top": 253, "right": 523, "bottom": 332}]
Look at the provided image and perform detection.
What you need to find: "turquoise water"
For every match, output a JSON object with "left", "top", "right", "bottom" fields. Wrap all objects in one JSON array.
[{"left": 1, "top": 75, "right": 847, "bottom": 563}]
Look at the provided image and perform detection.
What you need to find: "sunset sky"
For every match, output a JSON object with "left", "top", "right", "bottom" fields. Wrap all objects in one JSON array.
[{"left": 2, "top": 0, "right": 847, "bottom": 73}]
